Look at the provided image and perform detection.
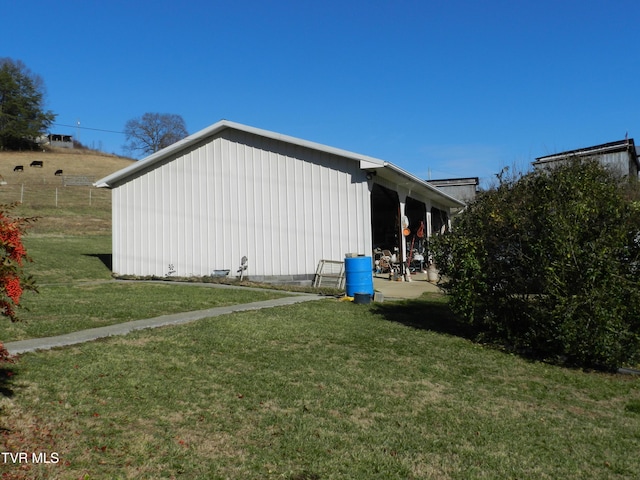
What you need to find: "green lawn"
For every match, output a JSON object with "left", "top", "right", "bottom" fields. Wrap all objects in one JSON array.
[
  {"left": 1, "top": 232, "right": 639, "bottom": 479},
  {"left": 2, "top": 297, "right": 639, "bottom": 479},
  {"left": 0, "top": 235, "right": 289, "bottom": 341},
  {"left": 0, "top": 281, "right": 290, "bottom": 341},
  {"left": 21, "top": 234, "right": 114, "bottom": 284}
]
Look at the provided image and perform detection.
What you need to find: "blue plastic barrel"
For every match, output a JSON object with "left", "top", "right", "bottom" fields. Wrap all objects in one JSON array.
[{"left": 345, "top": 256, "right": 374, "bottom": 297}]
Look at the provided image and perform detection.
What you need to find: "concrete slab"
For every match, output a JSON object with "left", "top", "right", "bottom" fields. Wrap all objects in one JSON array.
[{"left": 373, "top": 272, "right": 442, "bottom": 300}]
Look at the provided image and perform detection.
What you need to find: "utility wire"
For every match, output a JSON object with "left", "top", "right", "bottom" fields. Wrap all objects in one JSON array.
[
  {"left": 52, "top": 123, "right": 125, "bottom": 135},
  {"left": 0, "top": 112, "right": 125, "bottom": 135}
]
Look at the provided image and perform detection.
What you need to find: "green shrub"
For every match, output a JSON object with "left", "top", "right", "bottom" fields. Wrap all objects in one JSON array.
[{"left": 432, "top": 159, "right": 640, "bottom": 370}]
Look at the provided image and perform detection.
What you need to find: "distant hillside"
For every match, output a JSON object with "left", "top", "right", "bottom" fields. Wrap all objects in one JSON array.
[
  {"left": 0, "top": 147, "right": 135, "bottom": 183},
  {"left": 0, "top": 148, "right": 135, "bottom": 236}
]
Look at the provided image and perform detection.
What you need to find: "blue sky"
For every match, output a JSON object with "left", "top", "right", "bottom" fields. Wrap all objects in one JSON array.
[{"left": 4, "top": 0, "right": 639, "bottom": 186}]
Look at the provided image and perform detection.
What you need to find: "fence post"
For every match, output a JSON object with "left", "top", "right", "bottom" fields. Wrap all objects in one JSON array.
[{"left": 20, "top": 184, "right": 24, "bottom": 204}]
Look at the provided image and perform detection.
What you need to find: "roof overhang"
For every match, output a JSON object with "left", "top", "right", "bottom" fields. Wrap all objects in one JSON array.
[{"left": 366, "top": 162, "right": 466, "bottom": 208}]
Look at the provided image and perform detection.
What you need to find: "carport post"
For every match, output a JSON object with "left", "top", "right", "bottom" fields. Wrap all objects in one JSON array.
[{"left": 398, "top": 192, "right": 408, "bottom": 280}]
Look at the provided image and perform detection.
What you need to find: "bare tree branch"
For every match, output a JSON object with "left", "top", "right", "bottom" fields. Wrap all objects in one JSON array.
[{"left": 123, "top": 113, "right": 188, "bottom": 157}]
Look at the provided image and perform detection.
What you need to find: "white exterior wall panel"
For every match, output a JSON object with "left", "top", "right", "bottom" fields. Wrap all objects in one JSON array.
[{"left": 111, "top": 130, "right": 372, "bottom": 279}]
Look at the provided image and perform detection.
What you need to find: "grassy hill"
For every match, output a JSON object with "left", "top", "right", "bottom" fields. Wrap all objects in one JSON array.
[{"left": 0, "top": 147, "right": 134, "bottom": 235}]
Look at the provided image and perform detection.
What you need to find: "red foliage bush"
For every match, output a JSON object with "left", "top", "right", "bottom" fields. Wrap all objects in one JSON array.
[{"left": 0, "top": 204, "right": 37, "bottom": 362}]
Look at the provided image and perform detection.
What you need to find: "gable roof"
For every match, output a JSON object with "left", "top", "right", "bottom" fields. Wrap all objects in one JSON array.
[{"left": 95, "top": 120, "right": 465, "bottom": 208}]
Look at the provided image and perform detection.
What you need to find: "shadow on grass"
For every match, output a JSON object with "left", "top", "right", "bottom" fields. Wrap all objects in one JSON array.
[
  {"left": 84, "top": 253, "right": 112, "bottom": 271},
  {"left": 372, "top": 295, "right": 479, "bottom": 340},
  {"left": 0, "top": 367, "right": 16, "bottom": 398}
]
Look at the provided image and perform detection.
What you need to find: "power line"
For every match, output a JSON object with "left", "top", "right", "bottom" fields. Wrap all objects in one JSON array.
[
  {"left": 52, "top": 123, "right": 125, "bottom": 135},
  {"left": 0, "top": 112, "right": 125, "bottom": 135}
]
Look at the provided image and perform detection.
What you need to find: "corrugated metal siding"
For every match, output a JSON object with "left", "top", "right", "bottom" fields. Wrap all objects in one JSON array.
[
  {"left": 600, "top": 151, "right": 633, "bottom": 177},
  {"left": 112, "top": 129, "right": 371, "bottom": 278}
]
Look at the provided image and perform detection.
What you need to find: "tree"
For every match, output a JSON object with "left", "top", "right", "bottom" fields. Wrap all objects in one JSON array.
[
  {"left": 0, "top": 58, "right": 56, "bottom": 150},
  {"left": 123, "top": 113, "right": 188, "bottom": 157},
  {"left": 432, "top": 159, "right": 640, "bottom": 370}
]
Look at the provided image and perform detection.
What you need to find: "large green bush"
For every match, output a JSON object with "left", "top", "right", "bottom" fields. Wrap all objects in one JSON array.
[{"left": 432, "top": 159, "right": 640, "bottom": 370}]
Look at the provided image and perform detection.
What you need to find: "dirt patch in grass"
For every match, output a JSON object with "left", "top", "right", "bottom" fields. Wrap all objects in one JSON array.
[{"left": 179, "top": 428, "right": 248, "bottom": 461}]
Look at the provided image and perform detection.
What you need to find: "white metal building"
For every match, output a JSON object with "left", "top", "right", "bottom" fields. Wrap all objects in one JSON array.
[{"left": 95, "top": 120, "right": 465, "bottom": 282}]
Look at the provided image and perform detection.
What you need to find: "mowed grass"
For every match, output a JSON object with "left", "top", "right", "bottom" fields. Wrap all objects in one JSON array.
[
  {"left": 21, "top": 235, "right": 114, "bottom": 284},
  {"left": 0, "top": 148, "right": 639, "bottom": 479},
  {"left": 2, "top": 299, "right": 640, "bottom": 479},
  {"left": 0, "top": 235, "right": 289, "bottom": 342},
  {"left": 0, "top": 280, "right": 290, "bottom": 342}
]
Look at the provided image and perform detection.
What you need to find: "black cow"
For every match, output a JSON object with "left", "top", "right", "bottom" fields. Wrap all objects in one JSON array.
[
  {"left": 13, "top": 165, "right": 24, "bottom": 172},
  {"left": 30, "top": 160, "right": 43, "bottom": 167},
  {"left": 55, "top": 169, "right": 63, "bottom": 176}
]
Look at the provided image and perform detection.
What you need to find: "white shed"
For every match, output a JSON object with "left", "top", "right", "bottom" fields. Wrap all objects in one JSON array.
[{"left": 95, "top": 120, "right": 464, "bottom": 283}]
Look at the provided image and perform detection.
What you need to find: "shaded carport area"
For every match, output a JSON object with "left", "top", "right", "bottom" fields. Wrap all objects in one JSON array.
[{"left": 368, "top": 163, "right": 463, "bottom": 279}]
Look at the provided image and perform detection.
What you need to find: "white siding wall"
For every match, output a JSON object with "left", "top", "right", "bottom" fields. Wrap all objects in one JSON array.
[{"left": 112, "top": 130, "right": 371, "bottom": 279}]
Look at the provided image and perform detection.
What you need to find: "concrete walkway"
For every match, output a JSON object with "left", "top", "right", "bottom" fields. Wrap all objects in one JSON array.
[
  {"left": 5, "top": 293, "right": 326, "bottom": 355},
  {"left": 5, "top": 273, "right": 443, "bottom": 355}
]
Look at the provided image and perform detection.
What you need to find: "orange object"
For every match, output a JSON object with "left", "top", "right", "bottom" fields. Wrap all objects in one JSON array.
[{"left": 403, "top": 228, "right": 410, "bottom": 236}]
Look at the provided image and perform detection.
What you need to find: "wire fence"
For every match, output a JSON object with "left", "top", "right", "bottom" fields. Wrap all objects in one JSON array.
[{"left": 0, "top": 182, "right": 111, "bottom": 209}]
